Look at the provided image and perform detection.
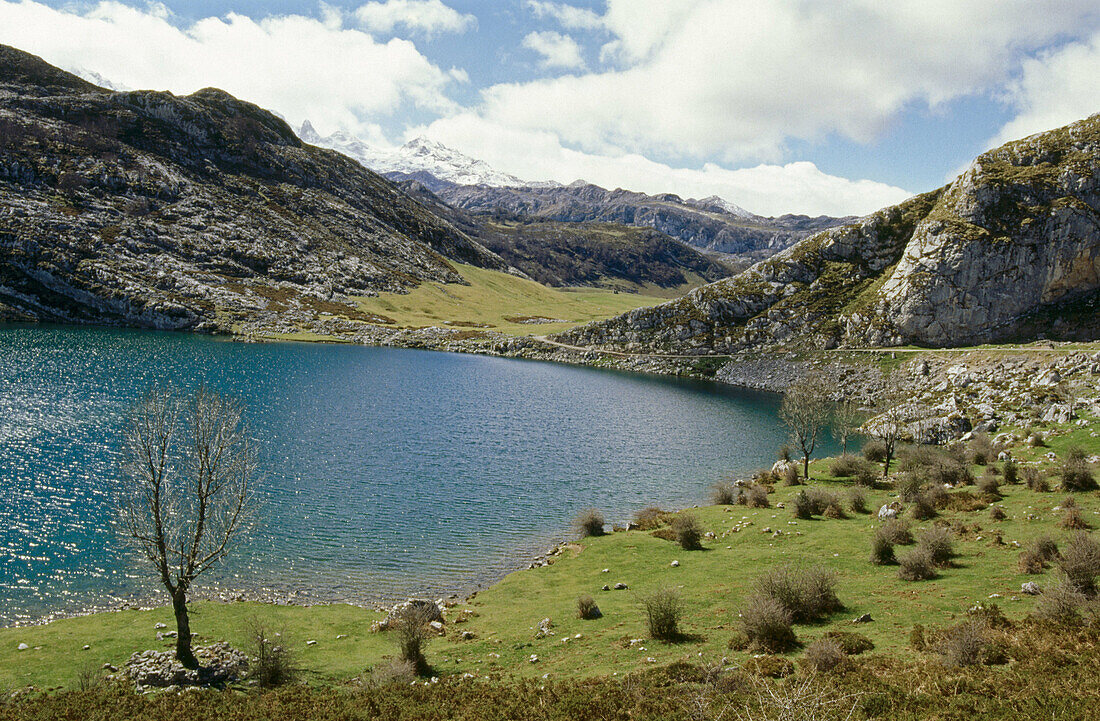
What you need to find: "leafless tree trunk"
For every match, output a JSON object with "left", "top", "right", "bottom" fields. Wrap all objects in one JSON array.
[
  {"left": 870, "top": 376, "right": 908, "bottom": 479},
  {"left": 831, "top": 398, "right": 862, "bottom": 455},
  {"left": 779, "top": 374, "right": 831, "bottom": 479},
  {"left": 118, "top": 386, "right": 257, "bottom": 669}
]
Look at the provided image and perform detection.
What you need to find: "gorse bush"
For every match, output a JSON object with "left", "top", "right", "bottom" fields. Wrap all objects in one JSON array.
[
  {"left": 977, "top": 470, "right": 1001, "bottom": 497},
  {"left": 830, "top": 454, "right": 875, "bottom": 479},
  {"left": 711, "top": 482, "right": 738, "bottom": 506},
  {"left": 822, "top": 630, "right": 874, "bottom": 655},
  {"left": 1036, "top": 576, "right": 1090, "bottom": 624},
  {"left": 576, "top": 595, "right": 602, "bottom": 620},
  {"left": 643, "top": 588, "right": 682, "bottom": 641},
  {"left": 917, "top": 527, "right": 955, "bottom": 567},
  {"left": 631, "top": 507, "right": 669, "bottom": 531},
  {"left": 1061, "top": 506, "right": 1091, "bottom": 530},
  {"left": 802, "top": 637, "right": 846, "bottom": 673},
  {"left": 898, "top": 547, "right": 937, "bottom": 581},
  {"left": 1058, "top": 532, "right": 1100, "bottom": 595},
  {"left": 1024, "top": 466, "right": 1050, "bottom": 492},
  {"left": 753, "top": 565, "right": 841, "bottom": 623},
  {"left": 672, "top": 513, "right": 705, "bottom": 550},
  {"left": 742, "top": 483, "right": 769, "bottom": 508},
  {"left": 1003, "top": 458, "right": 1019, "bottom": 484},
  {"left": 847, "top": 487, "right": 867, "bottom": 514},
  {"left": 792, "top": 488, "right": 842, "bottom": 519},
  {"left": 245, "top": 619, "right": 298, "bottom": 688},
  {"left": 909, "top": 492, "right": 937, "bottom": 521},
  {"left": 781, "top": 463, "right": 801, "bottom": 486},
  {"left": 739, "top": 593, "right": 797, "bottom": 653},
  {"left": 1061, "top": 446, "right": 1097, "bottom": 492},
  {"left": 573, "top": 508, "right": 606, "bottom": 538},
  {"left": 870, "top": 533, "right": 895, "bottom": 565},
  {"left": 937, "top": 619, "right": 989, "bottom": 667},
  {"left": 879, "top": 518, "right": 913, "bottom": 545},
  {"left": 862, "top": 440, "right": 887, "bottom": 463},
  {"left": 1019, "top": 536, "right": 1059, "bottom": 574}
]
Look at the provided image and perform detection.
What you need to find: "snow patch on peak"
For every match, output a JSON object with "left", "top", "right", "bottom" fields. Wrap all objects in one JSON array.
[
  {"left": 298, "top": 123, "right": 535, "bottom": 188},
  {"left": 688, "top": 195, "right": 756, "bottom": 219}
]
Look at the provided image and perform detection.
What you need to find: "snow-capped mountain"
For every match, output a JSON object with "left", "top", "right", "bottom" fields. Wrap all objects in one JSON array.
[
  {"left": 299, "top": 121, "right": 532, "bottom": 188},
  {"left": 687, "top": 195, "right": 756, "bottom": 220}
]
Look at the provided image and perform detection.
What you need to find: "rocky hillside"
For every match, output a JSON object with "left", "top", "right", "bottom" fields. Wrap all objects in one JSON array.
[
  {"left": 397, "top": 179, "right": 731, "bottom": 290},
  {"left": 420, "top": 180, "right": 850, "bottom": 259},
  {"left": 559, "top": 113, "right": 1100, "bottom": 353},
  {"left": 0, "top": 46, "right": 510, "bottom": 331}
]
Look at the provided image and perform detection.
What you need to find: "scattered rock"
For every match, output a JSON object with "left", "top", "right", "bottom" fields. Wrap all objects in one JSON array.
[
  {"left": 613, "top": 582, "right": 628, "bottom": 590},
  {"left": 852, "top": 614, "right": 873, "bottom": 624},
  {"left": 16, "top": 643, "right": 28, "bottom": 651},
  {"left": 534, "top": 618, "right": 554, "bottom": 639},
  {"left": 123, "top": 642, "right": 248, "bottom": 691},
  {"left": 670, "top": 560, "right": 680, "bottom": 567},
  {"left": 601, "top": 585, "right": 611, "bottom": 591},
  {"left": 1021, "top": 582, "right": 1041, "bottom": 595}
]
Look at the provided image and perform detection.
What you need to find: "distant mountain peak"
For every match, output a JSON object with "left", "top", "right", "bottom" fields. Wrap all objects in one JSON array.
[{"left": 298, "top": 119, "right": 321, "bottom": 144}]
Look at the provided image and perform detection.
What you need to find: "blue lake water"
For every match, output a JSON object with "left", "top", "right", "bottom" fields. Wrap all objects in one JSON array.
[{"left": 0, "top": 325, "right": 832, "bottom": 625}]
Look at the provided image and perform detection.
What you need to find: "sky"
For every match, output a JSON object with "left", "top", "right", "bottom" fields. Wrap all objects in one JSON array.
[{"left": 1, "top": 0, "right": 1099, "bottom": 216}]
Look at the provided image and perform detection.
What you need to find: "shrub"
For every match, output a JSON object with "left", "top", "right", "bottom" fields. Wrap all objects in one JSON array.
[
  {"left": 830, "top": 454, "right": 872, "bottom": 478},
  {"left": 989, "top": 505, "right": 1007, "bottom": 521},
  {"left": 1061, "top": 506, "right": 1092, "bottom": 530},
  {"left": 937, "top": 620, "right": 988, "bottom": 667},
  {"left": 899, "top": 445, "right": 972, "bottom": 487},
  {"left": 909, "top": 492, "right": 937, "bottom": 521},
  {"left": 898, "top": 548, "right": 937, "bottom": 581},
  {"left": 743, "top": 483, "right": 770, "bottom": 508},
  {"left": 1024, "top": 466, "right": 1050, "bottom": 492},
  {"left": 897, "top": 473, "right": 923, "bottom": 502},
  {"left": 711, "top": 482, "right": 738, "bottom": 506},
  {"left": 1061, "top": 447, "right": 1098, "bottom": 491},
  {"left": 967, "top": 433, "right": 995, "bottom": 466},
  {"left": 739, "top": 594, "right": 798, "bottom": 653},
  {"left": 863, "top": 440, "right": 887, "bottom": 463},
  {"left": 1028, "top": 431, "right": 1047, "bottom": 447},
  {"left": 1019, "top": 536, "right": 1059, "bottom": 574},
  {"left": 574, "top": 508, "right": 606, "bottom": 538},
  {"left": 802, "top": 637, "right": 847, "bottom": 673},
  {"left": 879, "top": 518, "right": 913, "bottom": 545},
  {"left": 792, "top": 491, "right": 814, "bottom": 520},
  {"left": 870, "top": 533, "right": 895, "bottom": 565},
  {"left": 245, "top": 619, "right": 298, "bottom": 688},
  {"left": 1032, "top": 536, "right": 1061, "bottom": 564},
  {"left": 917, "top": 527, "right": 955, "bottom": 567},
  {"left": 1058, "top": 532, "right": 1100, "bottom": 595},
  {"left": 753, "top": 565, "right": 841, "bottom": 623},
  {"left": 778, "top": 444, "right": 792, "bottom": 462},
  {"left": 576, "top": 595, "right": 602, "bottom": 620},
  {"left": 1002, "top": 459, "right": 1018, "bottom": 485},
  {"left": 822, "top": 630, "right": 874, "bottom": 655},
  {"left": 673, "top": 513, "right": 705, "bottom": 550},
  {"left": 390, "top": 602, "right": 437, "bottom": 675},
  {"left": 631, "top": 507, "right": 668, "bottom": 530},
  {"left": 643, "top": 588, "right": 683, "bottom": 641},
  {"left": 365, "top": 658, "right": 417, "bottom": 688},
  {"left": 1018, "top": 549, "right": 1046, "bottom": 574},
  {"left": 782, "top": 463, "right": 801, "bottom": 486},
  {"left": 1036, "top": 576, "right": 1089, "bottom": 623},
  {"left": 848, "top": 488, "right": 867, "bottom": 514},
  {"left": 977, "top": 470, "right": 1001, "bottom": 498}
]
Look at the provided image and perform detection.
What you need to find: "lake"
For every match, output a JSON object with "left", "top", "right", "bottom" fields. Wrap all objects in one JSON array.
[{"left": 0, "top": 325, "right": 831, "bottom": 625}]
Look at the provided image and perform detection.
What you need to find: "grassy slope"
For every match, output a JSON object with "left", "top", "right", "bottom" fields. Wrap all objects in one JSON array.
[
  {"left": 350, "top": 263, "right": 667, "bottom": 336},
  {"left": 3, "top": 416, "right": 1098, "bottom": 692}
]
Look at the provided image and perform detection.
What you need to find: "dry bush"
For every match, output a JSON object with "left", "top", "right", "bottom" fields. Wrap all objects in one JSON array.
[
  {"left": 822, "top": 630, "right": 874, "bottom": 655},
  {"left": 977, "top": 470, "right": 1001, "bottom": 498},
  {"left": 937, "top": 619, "right": 989, "bottom": 667},
  {"left": 390, "top": 602, "right": 437, "bottom": 675},
  {"left": 1023, "top": 466, "right": 1050, "bottom": 492},
  {"left": 870, "top": 533, "right": 895, "bottom": 565},
  {"left": 1035, "top": 576, "right": 1089, "bottom": 623},
  {"left": 990, "top": 505, "right": 1007, "bottom": 521},
  {"left": 1061, "top": 506, "right": 1092, "bottom": 530},
  {"left": 792, "top": 488, "right": 841, "bottom": 519},
  {"left": 733, "top": 672, "right": 860, "bottom": 721},
  {"left": 897, "top": 473, "right": 924, "bottom": 502},
  {"left": 753, "top": 565, "right": 841, "bottom": 623},
  {"left": 792, "top": 491, "right": 814, "bottom": 520},
  {"left": 711, "top": 481, "right": 739, "bottom": 505},
  {"left": 967, "top": 433, "right": 996, "bottom": 466},
  {"left": 879, "top": 518, "right": 913, "bottom": 545},
  {"left": 1028, "top": 430, "right": 1047, "bottom": 447},
  {"left": 365, "top": 658, "right": 417, "bottom": 688},
  {"left": 848, "top": 488, "right": 867, "bottom": 514},
  {"left": 643, "top": 588, "right": 683, "bottom": 641},
  {"left": 739, "top": 594, "right": 798, "bottom": 653},
  {"left": 1058, "top": 532, "right": 1100, "bottom": 595},
  {"left": 782, "top": 464, "right": 801, "bottom": 487},
  {"left": 573, "top": 508, "right": 606, "bottom": 538},
  {"left": 802, "top": 637, "right": 847, "bottom": 673},
  {"left": 898, "top": 547, "right": 937, "bottom": 581},
  {"left": 1019, "top": 536, "right": 1059, "bottom": 574},
  {"left": 830, "top": 454, "right": 875, "bottom": 479},
  {"left": 672, "top": 513, "right": 705, "bottom": 550},
  {"left": 862, "top": 440, "right": 887, "bottom": 463},
  {"left": 743, "top": 483, "right": 770, "bottom": 508},
  {"left": 1002, "top": 458, "right": 1019, "bottom": 484},
  {"left": 909, "top": 492, "right": 937, "bottom": 521},
  {"left": 245, "top": 618, "right": 298, "bottom": 688},
  {"left": 917, "top": 527, "right": 955, "bottom": 567},
  {"left": 576, "top": 595, "right": 602, "bottom": 620},
  {"left": 1061, "top": 446, "right": 1098, "bottom": 492},
  {"left": 632, "top": 507, "right": 670, "bottom": 531}
]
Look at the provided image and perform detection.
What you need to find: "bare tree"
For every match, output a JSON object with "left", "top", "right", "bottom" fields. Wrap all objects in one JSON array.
[
  {"left": 118, "top": 386, "right": 257, "bottom": 669},
  {"left": 869, "top": 377, "right": 908, "bottom": 479},
  {"left": 779, "top": 373, "right": 831, "bottom": 480},
  {"left": 831, "top": 398, "right": 862, "bottom": 455}
]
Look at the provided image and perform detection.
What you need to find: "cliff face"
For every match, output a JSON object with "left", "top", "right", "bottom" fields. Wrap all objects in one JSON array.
[
  {"left": 558, "top": 113, "right": 1100, "bottom": 353},
  {"left": 0, "top": 46, "right": 507, "bottom": 330}
]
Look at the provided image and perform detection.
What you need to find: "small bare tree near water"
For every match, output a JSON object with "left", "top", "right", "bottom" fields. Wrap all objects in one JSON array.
[
  {"left": 118, "top": 385, "right": 257, "bottom": 669},
  {"left": 779, "top": 373, "right": 831, "bottom": 480}
]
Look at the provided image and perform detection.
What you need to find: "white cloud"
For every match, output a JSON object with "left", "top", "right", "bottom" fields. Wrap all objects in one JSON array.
[
  {"left": 990, "top": 29, "right": 1100, "bottom": 148},
  {"left": 525, "top": 1, "right": 604, "bottom": 31},
  {"left": 417, "top": 114, "right": 912, "bottom": 217},
  {"left": 0, "top": 0, "right": 461, "bottom": 137},
  {"left": 354, "top": 0, "right": 475, "bottom": 37},
  {"left": 522, "top": 31, "right": 585, "bottom": 70},
  {"left": 480, "top": 0, "right": 1100, "bottom": 164}
]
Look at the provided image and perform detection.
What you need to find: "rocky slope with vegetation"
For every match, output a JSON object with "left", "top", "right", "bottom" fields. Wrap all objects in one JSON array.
[
  {"left": 0, "top": 45, "right": 513, "bottom": 331},
  {"left": 558, "top": 114, "right": 1100, "bottom": 354},
  {"left": 427, "top": 179, "right": 850, "bottom": 259}
]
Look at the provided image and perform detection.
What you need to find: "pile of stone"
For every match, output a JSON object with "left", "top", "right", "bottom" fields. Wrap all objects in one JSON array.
[
  {"left": 371, "top": 598, "right": 445, "bottom": 633},
  {"left": 122, "top": 642, "right": 249, "bottom": 692}
]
